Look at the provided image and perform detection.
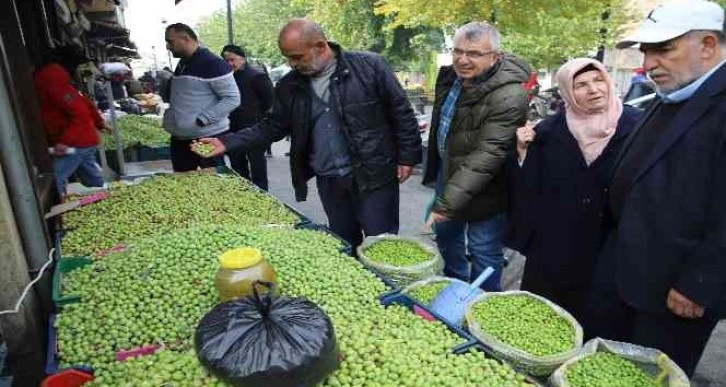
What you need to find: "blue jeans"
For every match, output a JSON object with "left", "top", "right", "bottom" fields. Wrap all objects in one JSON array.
[
  {"left": 434, "top": 213, "right": 507, "bottom": 291},
  {"left": 433, "top": 165, "right": 506, "bottom": 290},
  {"left": 53, "top": 146, "right": 105, "bottom": 195}
]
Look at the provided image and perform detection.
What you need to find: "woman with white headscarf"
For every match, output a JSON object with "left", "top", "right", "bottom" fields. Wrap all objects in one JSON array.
[{"left": 508, "top": 58, "right": 642, "bottom": 324}]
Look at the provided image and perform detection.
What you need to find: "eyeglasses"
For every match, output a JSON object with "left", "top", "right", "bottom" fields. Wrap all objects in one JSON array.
[{"left": 452, "top": 48, "right": 497, "bottom": 59}]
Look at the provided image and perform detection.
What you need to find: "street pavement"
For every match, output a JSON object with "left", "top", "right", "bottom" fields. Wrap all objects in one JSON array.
[{"left": 263, "top": 139, "right": 725, "bottom": 387}]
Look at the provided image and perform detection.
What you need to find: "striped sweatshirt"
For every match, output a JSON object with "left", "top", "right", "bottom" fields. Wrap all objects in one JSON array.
[{"left": 163, "top": 47, "right": 240, "bottom": 140}]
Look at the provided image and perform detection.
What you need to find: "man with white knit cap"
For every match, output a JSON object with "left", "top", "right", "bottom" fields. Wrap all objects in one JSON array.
[{"left": 588, "top": 0, "right": 726, "bottom": 376}]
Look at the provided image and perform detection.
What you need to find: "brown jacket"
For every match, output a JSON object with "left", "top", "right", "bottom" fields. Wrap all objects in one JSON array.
[{"left": 423, "top": 55, "right": 530, "bottom": 221}]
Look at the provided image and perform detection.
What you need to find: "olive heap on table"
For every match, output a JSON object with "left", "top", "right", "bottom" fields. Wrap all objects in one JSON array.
[
  {"left": 58, "top": 225, "right": 531, "bottom": 386},
  {"left": 102, "top": 115, "right": 168, "bottom": 151},
  {"left": 61, "top": 172, "right": 300, "bottom": 257}
]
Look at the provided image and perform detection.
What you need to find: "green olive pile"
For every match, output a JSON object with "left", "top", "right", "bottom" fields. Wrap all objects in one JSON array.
[
  {"left": 58, "top": 224, "right": 531, "bottom": 386},
  {"left": 363, "top": 239, "right": 433, "bottom": 266},
  {"left": 406, "top": 280, "right": 450, "bottom": 305},
  {"left": 85, "top": 349, "right": 223, "bottom": 387},
  {"left": 191, "top": 142, "right": 216, "bottom": 157},
  {"left": 470, "top": 294, "right": 576, "bottom": 357},
  {"left": 102, "top": 115, "right": 169, "bottom": 150},
  {"left": 61, "top": 172, "right": 300, "bottom": 256},
  {"left": 564, "top": 352, "right": 658, "bottom": 387}
]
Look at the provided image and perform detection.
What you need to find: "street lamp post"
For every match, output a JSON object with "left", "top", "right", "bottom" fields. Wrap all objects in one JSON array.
[
  {"left": 596, "top": 8, "right": 610, "bottom": 63},
  {"left": 151, "top": 45, "right": 158, "bottom": 75},
  {"left": 226, "top": 0, "right": 234, "bottom": 44}
]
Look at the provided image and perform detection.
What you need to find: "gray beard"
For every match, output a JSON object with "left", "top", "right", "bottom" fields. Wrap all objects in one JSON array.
[{"left": 655, "top": 77, "right": 698, "bottom": 95}]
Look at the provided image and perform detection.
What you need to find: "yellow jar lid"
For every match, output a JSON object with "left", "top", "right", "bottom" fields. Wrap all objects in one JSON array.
[{"left": 219, "top": 247, "right": 262, "bottom": 269}]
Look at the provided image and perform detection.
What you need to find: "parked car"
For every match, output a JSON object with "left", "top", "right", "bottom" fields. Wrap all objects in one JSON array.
[{"left": 625, "top": 92, "right": 658, "bottom": 111}]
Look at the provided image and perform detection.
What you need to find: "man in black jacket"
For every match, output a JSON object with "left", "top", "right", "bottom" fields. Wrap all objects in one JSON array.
[
  {"left": 222, "top": 45, "right": 274, "bottom": 190},
  {"left": 196, "top": 19, "right": 421, "bottom": 248},
  {"left": 588, "top": 0, "right": 726, "bottom": 376}
]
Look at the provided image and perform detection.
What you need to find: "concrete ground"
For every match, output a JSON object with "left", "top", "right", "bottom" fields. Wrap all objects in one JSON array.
[{"left": 262, "top": 139, "right": 725, "bottom": 387}]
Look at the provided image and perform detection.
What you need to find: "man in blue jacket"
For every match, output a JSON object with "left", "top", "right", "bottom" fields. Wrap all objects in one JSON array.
[
  {"left": 589, "top": 0, "right": 726, "bottom": 376},
  {"left": 163, "top": 23, "right": 240, "bottom": 171},
  {"left": 196, "top": 19, "right": 421, "bottom": 249}
]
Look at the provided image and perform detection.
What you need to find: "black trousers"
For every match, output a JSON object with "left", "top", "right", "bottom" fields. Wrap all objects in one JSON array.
[
  {"left": 316, "top": 176, "right": 399, "bottom": 250},
  {"left": 170, "top": 136, "right": 225, "bottom": 172},
  {"left": 228, "top": 147, "right": 268, "bottom": 191},
  {"left": 521, "top": 263, "right": 590, "bottom": 326},
  {"left": 587, "top": 273, "right": 719, "bottom": 376}
]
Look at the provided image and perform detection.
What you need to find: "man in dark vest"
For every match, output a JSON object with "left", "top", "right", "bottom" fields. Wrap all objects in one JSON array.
[
  {"left": 589, "top": 0, "right": 726, "bottom": 376},
  {"left": 194, "top": 19, "right": 421, "bottom": 249},
  {"left": 221, "top": 45, "right": 274, "bottom": 190}
]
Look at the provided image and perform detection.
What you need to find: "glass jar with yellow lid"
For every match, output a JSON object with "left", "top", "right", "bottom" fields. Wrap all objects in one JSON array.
[{"left": 215, "top": 247, "right": 277, "bottom": 302}]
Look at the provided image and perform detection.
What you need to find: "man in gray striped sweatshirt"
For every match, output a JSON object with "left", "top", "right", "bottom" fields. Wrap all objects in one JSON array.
[{"left": 163, "top": 23, "right": 240, "bottom": 171}]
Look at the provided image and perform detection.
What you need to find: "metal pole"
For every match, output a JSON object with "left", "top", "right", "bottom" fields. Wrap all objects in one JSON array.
[
  {"left": 35, "top": 0, "right": 55, "bottom": 47},
  {"left": 152, "top": 45, "right": 158, "bottom": 76},
  {"left": 596, "top": 8, "right": 610, "bottom": 63},
  {"left": 226, "top": 0, "right": 234, "bottom": 45},
  {"left": 105, "top": 81, "right": 126, "bottom": 176},
  {"left": 0, "top": 55, "right": 50, "bottom": 269}
]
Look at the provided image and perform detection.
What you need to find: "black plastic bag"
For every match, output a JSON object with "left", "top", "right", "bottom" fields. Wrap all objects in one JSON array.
[{"left": 195, "top": 281, "right": 340, "bottom": 387}]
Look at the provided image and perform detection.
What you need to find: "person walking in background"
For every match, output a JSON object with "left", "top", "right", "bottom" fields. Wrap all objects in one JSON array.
[
  {"left": 195, "top": 19, "right": 421, "bottom": 249},
  {"left": 163, "top": 23, "right": 240, "bottom": 172},
  {"left": 34, "top": 46, "right": 107, "bottom": 197},
  {"left": 588, "top": 0, "right": 726, "bottom": 375},
  {"left": 421, "top": 22, "right": 529, "bottom": 291},
  {"left": 221, "top": 45, "right": 274, "bottom": 190},
  {"left": 157, "top": 67, "right": 174, "bottom": 102},
  {"left": 509, "top": 58, "right": 641, "bottom": 323}
]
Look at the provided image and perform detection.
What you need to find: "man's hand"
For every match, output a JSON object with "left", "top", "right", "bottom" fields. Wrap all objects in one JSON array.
[
  {"left": 666, "top": 288, "right": 705, "bottom": 319},
  {"left": 191, "top": 138, "right": 226, "bottom": 158},
  {"left": 430, "top": 211, "right": 449, "bottom": 223},
  {"left": 397, "top": 165, "right": 413, "bottom": 183}
]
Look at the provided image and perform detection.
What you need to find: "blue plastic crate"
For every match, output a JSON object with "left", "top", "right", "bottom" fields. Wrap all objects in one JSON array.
[
  {"left": 379, "top": 292, "right": 545, "bottom": 385},
  {"left": 281, "top": 203, "right": 314, "bottom": 227},
  {"left": 364, "top": 265, "right": 399, "bottom": 290},
  {"left": 379, "top": 290, "right": 478, "bottom": 353},
  {"left": 45, "top": 314, "right": 59, "bottom": 375},
  {"left": 46, "top": 315, "right": 94, "bottom": 376}
]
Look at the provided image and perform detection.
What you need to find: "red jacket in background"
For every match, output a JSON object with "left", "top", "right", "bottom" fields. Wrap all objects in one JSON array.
[{"left": 34, "top": 63, "right": 102, "bottom": 148}]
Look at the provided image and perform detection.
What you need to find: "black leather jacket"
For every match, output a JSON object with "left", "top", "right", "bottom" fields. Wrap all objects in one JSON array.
[
  {"left": 220, "top": 42, "right": 421, "bottom": 201},
  {"left": 229, "top": 65, "right": 274, "bottom": 130}
]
